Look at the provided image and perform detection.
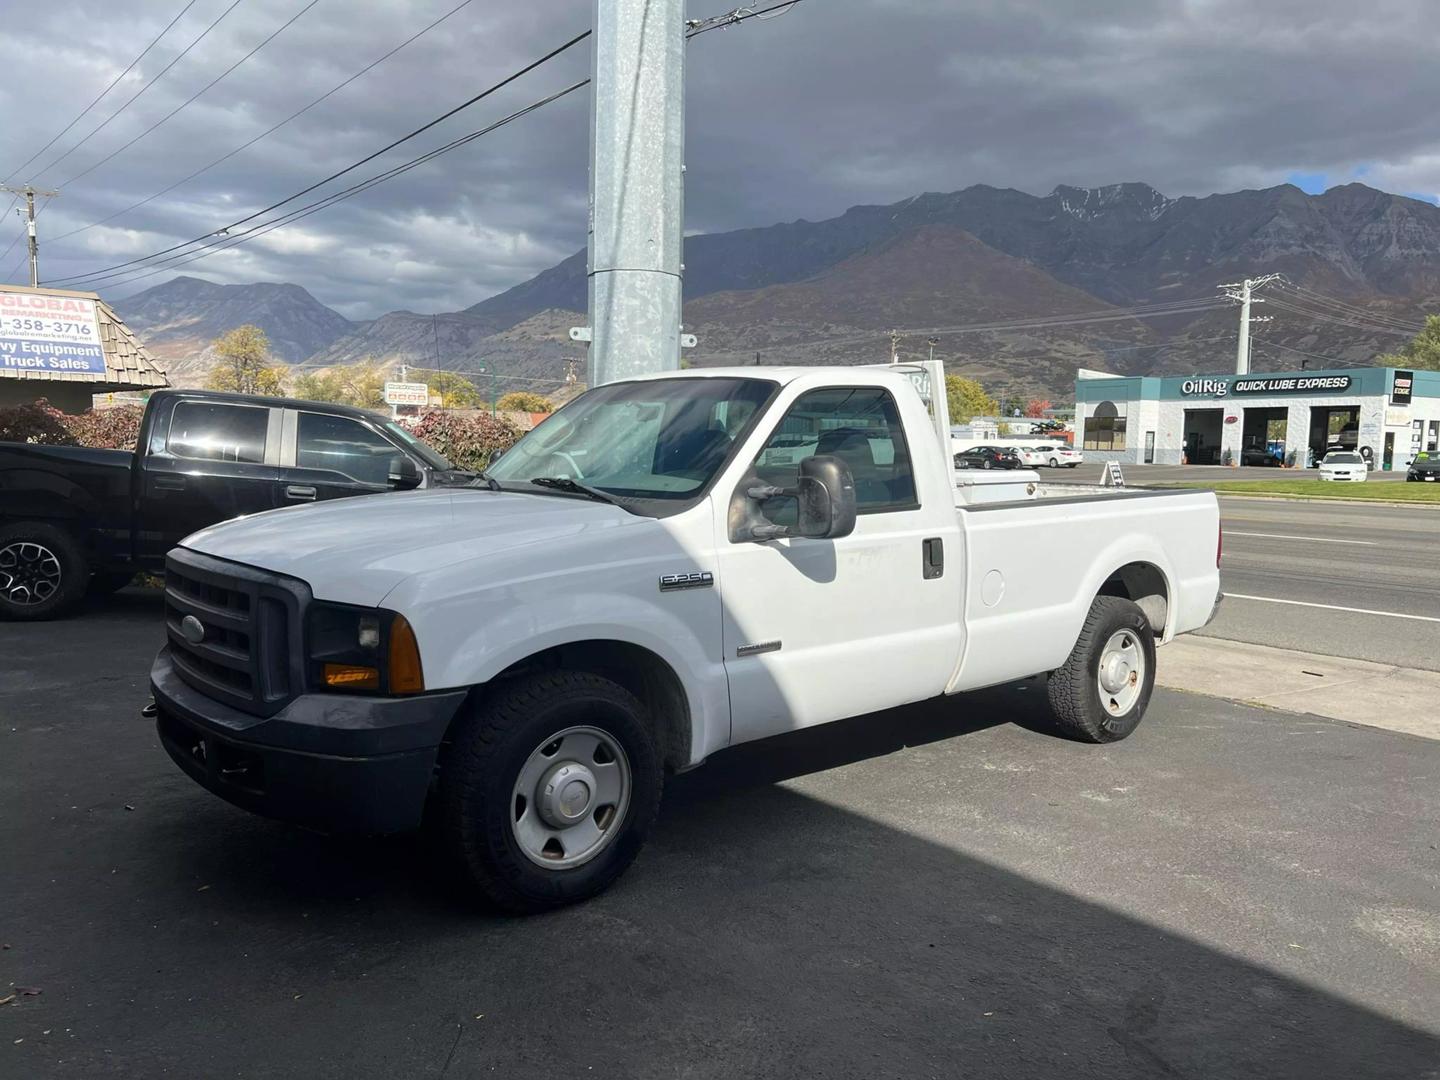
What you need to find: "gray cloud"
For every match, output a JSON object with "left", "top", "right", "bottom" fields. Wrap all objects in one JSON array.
[{"left": 2, "top": 0, "right": 1436, "bottom": 319}]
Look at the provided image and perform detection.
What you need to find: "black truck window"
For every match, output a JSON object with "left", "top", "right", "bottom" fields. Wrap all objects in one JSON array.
[
  {"left": 167, "top": 402, "right": 268, "bottom": 464},
  {"left": 296, "top": 412, "right": 399, "bottom": 486}
]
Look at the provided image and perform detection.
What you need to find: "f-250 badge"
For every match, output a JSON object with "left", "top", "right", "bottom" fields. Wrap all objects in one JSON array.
[{"left": 659, "top": 571, "right": 714, "bottom": 592}]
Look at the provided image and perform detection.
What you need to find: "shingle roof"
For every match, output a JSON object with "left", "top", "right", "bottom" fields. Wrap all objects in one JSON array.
[{"left": 0, "top": 284, "right": 168, "bottom": 390}]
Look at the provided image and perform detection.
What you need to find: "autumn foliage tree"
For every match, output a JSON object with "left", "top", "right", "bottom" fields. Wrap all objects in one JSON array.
[
  {"left": 496, "top": 391, "right": 554, "bottom": 414},
  {"left": 945, "top": 375, "right": 998, "bottom": 423},
  {"left": 1024, "top": 398, "right": 1052, "bottom": 418},
  {"left": 400, "top": 410, "right": 522, "bottom": 470},
  {"left": 206, "top": 325, "right": 288, "bottom": 396}
]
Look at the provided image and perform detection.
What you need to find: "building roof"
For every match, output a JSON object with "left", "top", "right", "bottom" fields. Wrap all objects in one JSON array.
[{"left": 0, "top": 284, "right": 168, "bottom": 392}]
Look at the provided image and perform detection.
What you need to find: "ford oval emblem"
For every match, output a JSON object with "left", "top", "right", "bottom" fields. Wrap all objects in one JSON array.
[{"left": 180, "top": 615, "right": 206, "bottom": 645}]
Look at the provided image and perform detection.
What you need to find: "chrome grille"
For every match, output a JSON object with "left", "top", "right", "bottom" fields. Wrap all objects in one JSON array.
[{"left": 164, "top": 549, "right": 309, "bottom": 717}]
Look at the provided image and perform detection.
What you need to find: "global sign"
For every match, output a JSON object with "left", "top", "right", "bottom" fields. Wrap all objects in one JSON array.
[{"left": 1179, "top": 375, "right": 1352, "bottom": 398}]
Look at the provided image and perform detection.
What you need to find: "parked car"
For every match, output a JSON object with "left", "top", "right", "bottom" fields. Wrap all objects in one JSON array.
[
  {"left": 1015, "top": 444, "right": 1082, "bottom": 468},
  {"left": 1318, "top": 451, "right": 1368, "bottom": 482},
  {"left": 0, "top": 389, "right": 472, "bottom": 620},
  {"left": 954, "top": 444, "right": 1022, "bottom": 470},
  {"left": 151, "top": 364, "right": 1222, "bottom": 912},
  {"left": 1407, "top": 451, "right": 1440, "bottom": 482}
]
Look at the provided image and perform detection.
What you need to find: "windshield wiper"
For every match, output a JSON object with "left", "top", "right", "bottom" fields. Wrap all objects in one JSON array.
[
  {"left": 528, "top": 476, "right": 618, "bottom": 504},
  {"left": 469, "top": 471, "right": 503, "bottom": 492}
]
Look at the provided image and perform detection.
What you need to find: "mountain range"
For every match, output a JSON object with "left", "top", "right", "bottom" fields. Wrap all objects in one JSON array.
[{"left": 112, "top": 181, "right": 1440, "bottom": 398}]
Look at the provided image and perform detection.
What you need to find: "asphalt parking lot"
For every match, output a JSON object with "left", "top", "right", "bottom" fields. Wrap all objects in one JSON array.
[{"left": 3, "top": 592, "right": 1438, "bottom": 1078}]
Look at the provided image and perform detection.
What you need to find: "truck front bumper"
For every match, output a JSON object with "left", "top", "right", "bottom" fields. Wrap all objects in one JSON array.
[{"left": 151, "top": 646, "right": 468, "bottom": 835}]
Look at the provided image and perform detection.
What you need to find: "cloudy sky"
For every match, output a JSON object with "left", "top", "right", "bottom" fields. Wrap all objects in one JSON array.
[{"left": 2, "top": 0, "right": 1437, "bottom": 319}]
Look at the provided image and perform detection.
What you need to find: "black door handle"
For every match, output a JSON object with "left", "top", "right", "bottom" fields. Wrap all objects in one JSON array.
[
  {"left": 151, "top": 475, "right": 186, "bottom": 492},
  {"left": 922, "top": 537, "right": 944, "bottom": 579}
]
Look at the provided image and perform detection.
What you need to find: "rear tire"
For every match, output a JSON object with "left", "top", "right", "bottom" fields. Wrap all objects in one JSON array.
[
  {"left": 1049, "top": 457, "right": 1059, "bottom": 468},
  {"left": 1046, "top": 595, "right": 1156, "bottom": 743},
  {"left": 0, "top": 522, "right": 89, "bottom": 621},
  {"left": 434, "top": 671, "right": 662, "bottom": 913}
]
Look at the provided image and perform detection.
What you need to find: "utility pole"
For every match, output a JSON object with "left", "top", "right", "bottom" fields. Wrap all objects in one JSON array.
[
  {"left": 1, "top": 184, "right": 59, "bottom": 287},
  {"left": 1218, "top": 274, "right": 1281, "bottom": 375},
  {"left": 927, "top": 337, "right": 939, "bottom": 365},
  {"left": 573, "top": 0, "right": 688, "bottom": 386}
]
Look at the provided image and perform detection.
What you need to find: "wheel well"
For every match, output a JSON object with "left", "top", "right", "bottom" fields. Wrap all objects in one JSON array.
[
  {"left": 480, "top": 640, "right": 692, "bottom": 771},
  {"left": 1098, "top": 562, "right": 1168, "bottom": 635}
]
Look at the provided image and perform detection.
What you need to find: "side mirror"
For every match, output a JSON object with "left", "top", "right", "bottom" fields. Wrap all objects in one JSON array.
[
  {"left": 388, "top": 455, "right": 422, "bottom": 490},
  {"left": 727, "top": 455, "right": 856, "bottom": 543},
  {"left": 795, "top": 454, "right": 856, "bottom": 539}
]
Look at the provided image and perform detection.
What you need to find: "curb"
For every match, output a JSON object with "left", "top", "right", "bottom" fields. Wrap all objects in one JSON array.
[{"left": 1137, "top": 488, "right": 1440, "bottom": 510}]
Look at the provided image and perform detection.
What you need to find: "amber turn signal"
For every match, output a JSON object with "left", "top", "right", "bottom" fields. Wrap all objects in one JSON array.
[
  {"left": 323, "top": 663, "right": 380, "bottom": 690},
  {"left": 388, "top": 614, "right": 425, "bottom": 694}
]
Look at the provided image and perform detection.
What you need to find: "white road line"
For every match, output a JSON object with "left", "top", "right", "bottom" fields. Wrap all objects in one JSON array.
[
  {"left": 1226, "top": 593, "right": 1440, "bottom": 623},
  {"left": 1226, "top": 531, "right": 1376, "bottom": 546}
]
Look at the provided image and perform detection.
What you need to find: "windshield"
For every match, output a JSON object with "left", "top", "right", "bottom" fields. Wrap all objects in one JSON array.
[
  {"left": 1325, "top": 452, "right": 1362, "bottom": 463},
  {"left": 382, "top": 420, "right": 452, "bottom": 471},
  {"left": 487, "top": 377, "right": 775, "bottom": 505}
]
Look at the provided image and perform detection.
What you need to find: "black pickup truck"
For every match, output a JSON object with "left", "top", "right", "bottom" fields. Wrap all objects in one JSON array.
[{"left": 0, "top": 389, "right": 471, "bottom": 620}]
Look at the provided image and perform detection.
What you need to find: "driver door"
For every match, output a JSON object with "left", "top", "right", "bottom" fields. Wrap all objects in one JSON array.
[{"left": 279, "top": 409, "right": 417, "bottom": 505}]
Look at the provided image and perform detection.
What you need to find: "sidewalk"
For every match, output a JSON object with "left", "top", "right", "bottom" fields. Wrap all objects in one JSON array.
[{"left": 1157, "top": 635, "right": 1440, "bottom": 740}]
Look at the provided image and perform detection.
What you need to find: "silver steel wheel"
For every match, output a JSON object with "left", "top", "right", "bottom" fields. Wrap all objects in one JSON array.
[
  {"left": 1097, "top": 628, "right": 1144, "bottom": 718},
  {"left": 0, "top": 541, "right": 62, "bottom": 607},
  {"left": 511, "top": 725, "right": 631, "bottom": 869}
]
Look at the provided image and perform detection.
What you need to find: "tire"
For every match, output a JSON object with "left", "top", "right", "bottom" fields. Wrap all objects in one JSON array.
[
  {"left": 435, "top": 671, "right": 662, "bottom": 912},
  {"left": 1049, "top": 457, "right": 1059, "bottom": 468},
  {"left": 1046, "top": 595, "right": 1156, "bottom": 743},
  {"left": 0, "top": 522, "right": 90, "bottom": 622},
  {"left": 87, "top": 571, "right": 135, "bottom": 597},
  {"left": 981, "top": 459, "right": 992, "bottom": 470}
]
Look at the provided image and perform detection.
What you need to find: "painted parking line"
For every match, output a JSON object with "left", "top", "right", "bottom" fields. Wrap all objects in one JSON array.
[
  {"left": 1225, "top": 531, "right": 1377, "bottom": 546},
  {"left": 1226, "top": 593, "right": 1440, "bottom": 624}
]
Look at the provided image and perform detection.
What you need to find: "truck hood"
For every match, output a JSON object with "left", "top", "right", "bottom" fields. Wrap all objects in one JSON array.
[{"left": 180, "top": 488, "right": 642, "bottom": 606}]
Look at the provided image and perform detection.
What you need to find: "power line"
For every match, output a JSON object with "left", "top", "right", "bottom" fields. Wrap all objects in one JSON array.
[
  {"left": 686, "top": 0, "right": 806, "bottom": 37},
  {"left": 32, "top": 0, "right": 249, "bottom": 183},
  {"left": 1267, "top": 296, "right": 1421, "bottom": 338},
  {"left": 56, "top": 0, "right": 324, "bottom": 190},
  {"left": 66, "top": 80, "right": 590, "bottom": 292},
  {"left": 48, "top": 0, "right": 479, "bottom": 247},
  {"left": 1250, "top": 338, "right": 1361, "bottom": 366},
  {"left": 1273, "top": 281, "right": 1425, "bottom": 334},
  {"left": 46, "top": 29, "right": 593, "bottom": 288},
  {"left": 2, "top": 0, "right": 203, "bottom": 184}
]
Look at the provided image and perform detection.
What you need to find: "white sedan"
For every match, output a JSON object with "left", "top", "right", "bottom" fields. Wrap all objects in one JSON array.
[
  {"left": 1318, "top": 451, "right": 1368, "bottom": 482},
  {"left": 1015, "top": 444, "right": 1083, "bottom": 468}
]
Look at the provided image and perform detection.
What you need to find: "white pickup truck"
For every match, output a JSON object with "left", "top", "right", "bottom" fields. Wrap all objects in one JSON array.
[{"left": 150, "top": 363, "right": 1222, "bottom": 911}]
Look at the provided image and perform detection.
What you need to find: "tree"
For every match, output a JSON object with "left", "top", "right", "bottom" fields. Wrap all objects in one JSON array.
[
  {"left": 401, "top": 410, "right": 522, "bottom": 470},
  {"left": 1377, "top": 314, "right": 1440, "bottom": 372},
  {"left": 421, "top": 370, "right": 480, "bottom": 408},
  {"left": 497, "top": 391, "right": 554, "bottom": 413},
  {"left": 291, "top": 360, "right": 387, "bottom": 409},
  {"left": 1024, "top": 398, "right": 1052, "bottom": 418},
  {"left": 945, "top": 375, "right": 998, "bottom": 424},
  {"left": 206, "top": 325, "right": 287, "bottom": 396}
]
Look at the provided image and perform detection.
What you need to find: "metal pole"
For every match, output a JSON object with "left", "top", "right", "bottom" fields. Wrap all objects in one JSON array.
[
  {"left": 586, "top": 0, "right": 686, "bottom": 386},
  {"left": 24, "top": 189, "right": 38, "bottom": 288},
  {"left": 1234, "top": 279, "right": 1252, "bottom": 375}
]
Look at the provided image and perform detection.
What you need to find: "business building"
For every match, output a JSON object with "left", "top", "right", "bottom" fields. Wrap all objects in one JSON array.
[
  {"left": 1075, "top": 365, "right": 1439, "bottom": 469},
  {"left": 0, "top": 284, "right": 168, "bottom": 413}
]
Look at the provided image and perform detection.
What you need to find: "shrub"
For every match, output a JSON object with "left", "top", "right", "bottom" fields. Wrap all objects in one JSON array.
[
  {"left": 0, "top": 399, "right": 77, "bottom": 445},
  {"left": 401, "top": 410, "right": 523, "bottom": 471},
  {"left": 496, "top": 391, "right": 553, "bottom": 414},
  {"left": 66, "top": 405, "right": 145, "bottom": 450}
]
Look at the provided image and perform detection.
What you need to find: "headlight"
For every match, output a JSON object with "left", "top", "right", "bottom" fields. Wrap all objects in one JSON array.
[{"left": 306, "top": 603, "right": 425, "bottom": 695}]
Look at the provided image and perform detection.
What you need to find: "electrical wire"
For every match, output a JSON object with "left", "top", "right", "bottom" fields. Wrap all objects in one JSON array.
[
  {"left": 64, "top": 80, "right": 589, "bottom": 292},
  {"left": 1273, "top": 281, "right": 1425, "bottom": 334},
  {"left": 1250, "top": 338, "right": 1360, "bottom": 366},
  {"left": 686, "top": 0, "right": 807, "bottom": 37},
  {"left": 56, "top": 0, "right": 324, "bottom": 190},
  {"left": 30, "top": 0, "right": 249, "bottom": 183},
  {"left": 1267, "top": 296, "right": 1421, "bottom": 338},
  {"left": 2, "top": 0, "right": 202, "bottom": 184},
  {"left": 46, "top": 29, "right": 593, "bottom": 288},
  {"left": 47, "top": 0, "right": 479, "bottom": 247}
]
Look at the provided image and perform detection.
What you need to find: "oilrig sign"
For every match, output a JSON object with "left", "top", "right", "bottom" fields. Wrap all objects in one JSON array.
[
  {"left": 383, "top": 381, "right": 429, "bottom": 407},
  {"left": 1179, "top": 374, "right": 1352, "bottom": 398}
]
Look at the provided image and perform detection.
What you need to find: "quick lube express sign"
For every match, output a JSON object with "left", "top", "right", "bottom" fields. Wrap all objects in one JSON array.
[
  {"left": 0, "top": 290, "right": 107, "bottom": 375},
  {"left": 1180, "top": 374, "right": 1352, "bottom": 398}
]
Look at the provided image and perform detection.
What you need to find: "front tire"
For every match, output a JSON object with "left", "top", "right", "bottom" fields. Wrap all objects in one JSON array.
[
  {"left": 0, "top": 523, "right": 89, "bottom": 621},
  {"left": 435, "top": 671, "right": 662, "bottom": 912},
  {"left": 1046, "top": 596, "right": 1156, "bottom": 743},
  {"left": 1049, "top": 457, "right": 1059, "bottom": 468}
]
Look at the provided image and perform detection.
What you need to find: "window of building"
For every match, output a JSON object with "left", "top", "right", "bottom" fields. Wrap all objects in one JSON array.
[
  {"left": 753, "top": 387, "right": 917, "bottom": 514},
  {"left": 296, "top": 412, "right": 400, "bottom": 486},
  {"left": 167, "top": 401, "right": 268, "bottom": 464},
  {"left": 1083, "top": 400, "right": 1127, "bottom": 451}
]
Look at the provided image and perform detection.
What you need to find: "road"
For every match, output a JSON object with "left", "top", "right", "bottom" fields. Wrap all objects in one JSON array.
[
  {"left": 1202, "top": 498, "right": 1440, "bottom": 670},
  {"left": 2, "top": 594, "right": 1438, "bottom": 1078}
]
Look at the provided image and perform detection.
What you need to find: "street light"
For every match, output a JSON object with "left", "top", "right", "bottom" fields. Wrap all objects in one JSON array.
[
  {"left": 927, "top": 337, "right": 939, "bottom": 364},
  {"left": 474, "top": 363, "right": 497, "bottom": 416}
]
